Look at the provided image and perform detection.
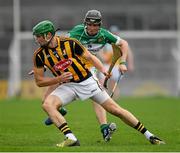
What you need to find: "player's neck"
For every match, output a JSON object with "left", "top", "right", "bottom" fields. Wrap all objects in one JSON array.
[{"left": 48, "top": 37, "right": 57, "bottom": 48}]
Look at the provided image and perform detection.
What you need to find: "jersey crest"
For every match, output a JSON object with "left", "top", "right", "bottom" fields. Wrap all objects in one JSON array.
[{"left": 53, "top": 59, "right": 72, "bottom": 71}]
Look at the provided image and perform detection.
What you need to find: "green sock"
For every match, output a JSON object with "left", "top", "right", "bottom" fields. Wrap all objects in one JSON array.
[
  {"left": 100, "top": 124, "right": 108, "bottom": 133},
  {"left": 59, "top": 107, "right": 67, "bottom": 116}
]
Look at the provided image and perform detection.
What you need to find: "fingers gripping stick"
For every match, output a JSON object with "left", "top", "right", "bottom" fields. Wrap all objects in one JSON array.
[{"left": 103, "top": 43, "right": 122, "bottom": 89}]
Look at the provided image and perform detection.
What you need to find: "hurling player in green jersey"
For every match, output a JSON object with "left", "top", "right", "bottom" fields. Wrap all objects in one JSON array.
[{"left": 70, "top": 10, "right": 128, "bottom": 141}]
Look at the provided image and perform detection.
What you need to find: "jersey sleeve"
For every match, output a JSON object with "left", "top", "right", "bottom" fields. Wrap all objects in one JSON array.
[
  {"left": 103, "top": 29, "right": 122, "bottom": 45},
  {"left": 33, "top": 52, "right": 44, "bottom": 68},
  {"left": 68, "top": 25, "right": 79, "bottom": 37},
  {"left": 72, "top": 39, "right": 86, "bottom": 56},
  {"left": 68, "top": 24, "right": 84, "bottom": 38},
  {"left": 68, "top": 29, "right": 74, "bottom": 37}
]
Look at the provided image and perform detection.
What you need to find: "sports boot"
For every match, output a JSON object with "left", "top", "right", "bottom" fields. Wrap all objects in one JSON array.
[
  {"left": 101, "top": 123, "right": 117, "bottom": 142},
  {"left": 149, "top": 136, "right": 165, "bottom": 145},
  {"left": 56, "top": 138, "right": 80, "bottom": 147}
]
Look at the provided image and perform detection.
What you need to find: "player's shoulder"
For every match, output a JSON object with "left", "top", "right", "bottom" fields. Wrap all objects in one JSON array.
[
  {"left": 99, "top": 27, "right": 118, "bottom": 38},
  {"left": 58, "top": 36, "right": 81, "bottom": 44},
  {"left": 34, "top": 47, "right": 43, "bottom": 56},
  {"left": 99, "top": 27, "right": 110, "bottom": 34},
  {"left": 73, "top": 24, "right": 84, "bottom": 29},
  {"left": 70, "top": 24, "right": 84, "bottom": 32},
  {"left": 57, "top": 35, "right": 70, "bottom": 41}
]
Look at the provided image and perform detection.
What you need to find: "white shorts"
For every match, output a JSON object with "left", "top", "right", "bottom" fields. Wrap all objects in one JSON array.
[{"left": 50, "top": 76, "right": 110, "bottom": 106}]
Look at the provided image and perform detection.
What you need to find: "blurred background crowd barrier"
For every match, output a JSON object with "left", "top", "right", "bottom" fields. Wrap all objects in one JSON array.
[{"left": 0, "top": 0, "right": 180, "bottom": 99}]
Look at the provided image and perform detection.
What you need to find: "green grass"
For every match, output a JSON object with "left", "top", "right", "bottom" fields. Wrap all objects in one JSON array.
[{"left": 0, "top": 96, "right": 180, "bottom": 152}]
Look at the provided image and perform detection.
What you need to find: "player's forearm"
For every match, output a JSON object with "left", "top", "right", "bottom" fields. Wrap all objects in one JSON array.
[
  {"left": 35, "top": 76, "right": 60, "bottom": 87},
  {"left": 118, "top": 40, "right": 129, "bottom": 62},
  {"left": 88, "top": 54, "right": 106, "bottom": 74},
  {"left": 127, "top": 48, "right": 134, "bottom": 64},
  {"left": 35, "top": 72, "right": 73, "bottom": 87}
]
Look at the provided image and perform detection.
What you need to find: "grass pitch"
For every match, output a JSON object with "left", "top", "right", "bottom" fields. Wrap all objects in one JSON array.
[{"left": 0, "top": 96, "right": 180, "bottom": 152}]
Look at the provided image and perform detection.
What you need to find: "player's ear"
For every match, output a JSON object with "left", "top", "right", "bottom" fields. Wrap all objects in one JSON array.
[
  {"left": 47, "top": 32, "right": 52, "bottom": 38},
  {"left": 45, "top": 32, "right": 53, "bottom": 41}
]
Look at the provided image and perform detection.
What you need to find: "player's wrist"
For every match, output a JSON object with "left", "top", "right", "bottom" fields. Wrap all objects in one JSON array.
[
  {"left": 56, "top": 76, "right": 62, "bottom": 84},
  {"left": 119, "top": 60, "right": 127, "bottom": 65}
]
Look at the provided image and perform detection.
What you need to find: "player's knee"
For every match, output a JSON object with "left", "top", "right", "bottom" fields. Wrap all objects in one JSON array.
[
  {"left": 42, "top": 98, "right": 55, "bottom": 111},
  {"left": 42, "top": 96, "right": 62, "bottom": 112},
  {"left": 42, "top": 100, "right": 53, "bottom": 112}
]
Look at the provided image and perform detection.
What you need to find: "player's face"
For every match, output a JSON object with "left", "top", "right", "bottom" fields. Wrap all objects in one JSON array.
[
  {"left": 86, "top": 23, "right": 100, "bottom": 36},
  {"left": 34, "top": 35, "right": 48, "bottom": 46}
]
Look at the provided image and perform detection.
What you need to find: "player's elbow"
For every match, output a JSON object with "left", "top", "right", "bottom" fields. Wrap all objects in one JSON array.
[
  {"left": 34, "top": 75, "right": 45, "bottom": 87},
  {"left": 120, "top": 39, "right": 129, "bottom": 48},
  {"left": 36, "top": 81, "right": 43, "bottom": 87},
  {"left": 35, "top": 78, "right": 44, "bottom": 87}
]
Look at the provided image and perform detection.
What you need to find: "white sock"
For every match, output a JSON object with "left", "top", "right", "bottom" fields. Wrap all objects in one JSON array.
[
  {"left": 66, "top": 133, "right": 77, "bottom": 141},
  {"left": 144, "top": 130, "right": 154, "bottom": 140}
]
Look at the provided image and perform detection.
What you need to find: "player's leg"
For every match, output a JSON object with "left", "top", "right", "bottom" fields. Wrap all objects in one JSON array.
[
  {"left": 43, "top": 84, "right": 67, "bottom": 125},
  {"left": 43, "top": 85, "right": 80, "bottom": 147},
  {"left": 93, "top": 68, "right": 117, "bottom": 141},
  {"left": 101, "top": 98, "right": 165, "bottom": 144},
  {"left": 45, "top": 108, "right": 67, "bottom": 125},
  {"left": 92, "top": 101, "right": 116, "bottom": 142},
  {"left": 92, "top": 101, "right": 107, "bottom": 124}
]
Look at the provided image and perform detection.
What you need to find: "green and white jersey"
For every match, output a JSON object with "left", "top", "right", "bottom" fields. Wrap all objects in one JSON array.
[{"left": 68, "top": 24, "right": 121, "bottom": 54}]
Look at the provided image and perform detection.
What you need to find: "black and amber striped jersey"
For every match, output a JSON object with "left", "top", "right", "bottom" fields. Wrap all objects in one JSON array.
[{"left": 33, "top": 36, "right": 92, "bottom": 83}]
